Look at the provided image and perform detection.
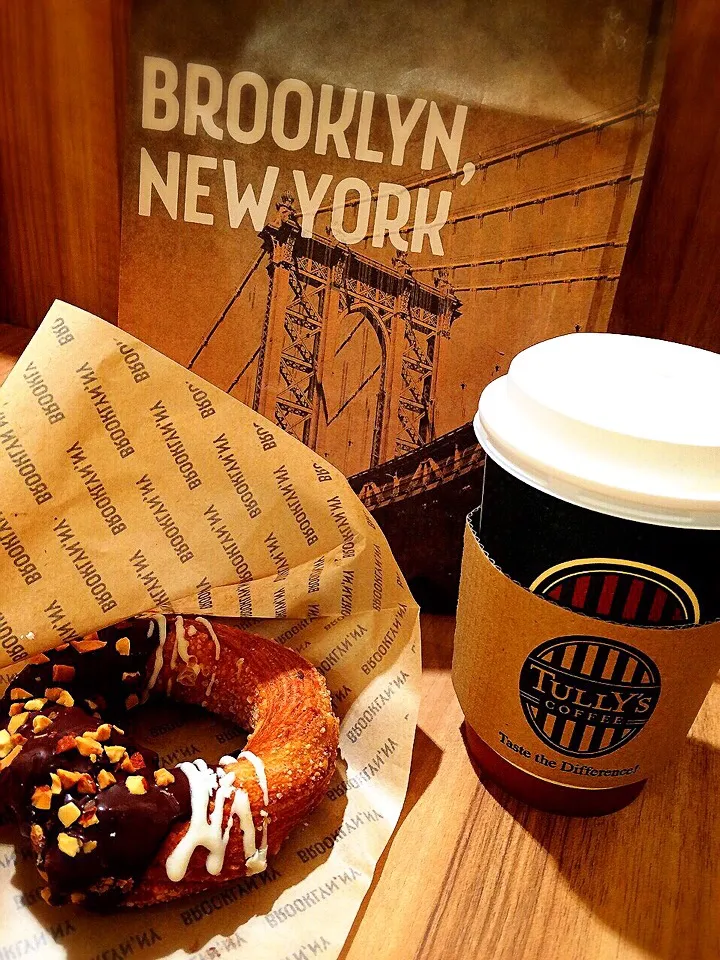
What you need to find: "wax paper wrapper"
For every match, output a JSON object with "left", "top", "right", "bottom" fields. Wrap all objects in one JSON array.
[{"left": 0, "top": 301, "right": 421, "bottom": 960}]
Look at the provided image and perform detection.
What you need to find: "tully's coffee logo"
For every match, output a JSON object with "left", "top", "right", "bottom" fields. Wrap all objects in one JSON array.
[
  {"left": 529, "top": 558, "right": 700, "bottom": 626},
  {"left": 519, "top": 635, "right": 661, "bottom": 758}
]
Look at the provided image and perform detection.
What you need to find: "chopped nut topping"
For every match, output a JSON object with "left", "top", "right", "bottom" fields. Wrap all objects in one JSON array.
[
  {"left": 0, "top": 729, "right": 12, "bottom": 758},
  {"left": 125, "top": 694, "right": 140, "bottom": 710},
  {"left": 125, "top": 775, "right": 147, "bottom": 795},
  {"left": 31, "top": 785, "right": 52, "bottom": 810},
  {"left": 10, "top": 687, "right": 31, "bottom": 701},
  {"left": 9, "top": 703, "right": 24, "bottom": 716},
  {"left": 32, "top": 715, "right": 53, "bottom": 734},
  {"left": 154, "top": 768, "right": 176, "bottom": 787},
  {"left": 91, "top": 723, "right": 112, "bottom": 742},
  {"left": 121, "top": 751, "right": 145, "bottom": 773},
  {"left": 8, "top": 712, "right": 28, "bottom": 735},
  {"left": 82, "top": 840, "right": 98, "bottom": 854},
  {"left": 50, "top": 773, "right": 62, "bottom": 794},
  {"left": 30, "top": 824, "right": 44, "bottom": 851},
  {"left": 80, "top": 808, "right": 99, "bottom": 827},
  {"left": 52, "top": 664, "right": 76, "bottom": 683},
  {"left": 55, "top": 735, "right": 76, "bottom": 754},
  {"left": 40, "top": 887, "right": 53, "bottom": 904},
  {"left": 104, "top": 745, "right": 127, "bottom": 764},
  {"left": 24, "top": 698, "right": 47, "bottom": 712},
  {"left": 57, "top": 768, "right": 82, "bottom": 789},
  {"left": 113, "top": 724, "right": 125, "bottom": 735},
  {"left": 57, "top": 833, "right": 81, "bottom": 857},
  {"left": 70, "top": 892, "right": 86, "bottom": 903},
  {"left": 58, "top": 801, "right": 81, "bottom": 827},
  {"left": 70, "top": 638, "right": 107, "bottom": 653},
  {"left": 28, "top": 652, "right": 50, "bottom": 664},
  {"left": 89, "top": 877, "right": 113, "bottom": 894},
  {"left": 116, "top": 637, "right": 131, "bottom": 656},
  {"left": 75, "top": 736, "right": 102, "bottom": 757},
  {"left": 45, "top": 688, "right": 74, "bottom": 707},
  {"left": 85, "top": 699, "right": 99, "bottom": 711},
  {"left": 97, "top": 769, "right": 116, "bottom": 789},
  {"left": 122, "top": 672, "right": 141, "bottom": 684},
  {"left": 0, "top": 745, "right": 22, "bottom": 771},
  {"left": 97, "top": 722, "right": 113, "bottom": 741},
  {"left": 77, "top": 773, "right": 97, "bottom": 794}
]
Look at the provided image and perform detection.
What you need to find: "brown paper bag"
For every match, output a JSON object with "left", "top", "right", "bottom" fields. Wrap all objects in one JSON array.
[{"left": 0, "top": 301, "right": 421, "bottom": 960}]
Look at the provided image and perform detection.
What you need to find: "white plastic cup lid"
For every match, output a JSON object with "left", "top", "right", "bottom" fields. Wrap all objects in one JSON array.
[{"left": 474, "top": 333, "right": 720, "bottom": 529}]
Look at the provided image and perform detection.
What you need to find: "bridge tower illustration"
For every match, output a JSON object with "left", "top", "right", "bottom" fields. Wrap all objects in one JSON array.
[
  {"left": 186, "top": 98, "right": 660, "bottom": 608},
  {"left": 254, "top": 195, "right": 461, "bottom": 468}
]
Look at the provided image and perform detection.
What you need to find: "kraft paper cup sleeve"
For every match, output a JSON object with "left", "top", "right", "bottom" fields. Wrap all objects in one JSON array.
[
  {"left": 453, "top": 512, "right": 720, "bottom": 789},
  {"left": 0, "top": 301, "right": 421, "bottom": 960}
]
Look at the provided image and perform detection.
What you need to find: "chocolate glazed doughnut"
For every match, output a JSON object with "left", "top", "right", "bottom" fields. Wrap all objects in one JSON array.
[{"left": 0, "top": 616, "right": 339, "bottom": 908}]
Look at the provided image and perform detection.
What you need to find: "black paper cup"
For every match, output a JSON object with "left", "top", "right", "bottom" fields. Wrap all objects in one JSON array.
[
  {"left": 456, "top": 331, "right": 720, "bottom": 816},
  {"left": 478, "top": 456, "right": 719, "bottom": 627}
]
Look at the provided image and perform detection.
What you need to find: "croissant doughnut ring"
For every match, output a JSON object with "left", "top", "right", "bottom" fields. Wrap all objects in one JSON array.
[{"left": 0, "top": 615, "right": 339, "bottom": 908}]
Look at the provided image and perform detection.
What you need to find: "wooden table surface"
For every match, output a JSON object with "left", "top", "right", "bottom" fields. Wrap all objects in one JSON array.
[{"left": 1, "top": 327, "right": 718, "bottom": 960}]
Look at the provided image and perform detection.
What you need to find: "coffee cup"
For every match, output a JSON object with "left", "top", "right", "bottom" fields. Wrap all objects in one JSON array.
[{"left": 453, "top": 332, "right": 720, "bottom": 815}]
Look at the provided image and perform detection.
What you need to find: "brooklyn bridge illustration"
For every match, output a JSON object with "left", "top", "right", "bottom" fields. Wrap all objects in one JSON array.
[{"left": 188, "top": 100, "right": 658, "bottom": 608}]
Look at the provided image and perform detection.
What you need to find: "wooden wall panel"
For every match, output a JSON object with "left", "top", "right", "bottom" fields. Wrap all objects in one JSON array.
[
  {"left": 0, "top": 0, "right": 131, "bottom": 328},
  {"left": 610, "top": 0, "right": 720, "bottom": 352},
  {"left": 1, "top": 1, "right": 718, "bottom": 356}
]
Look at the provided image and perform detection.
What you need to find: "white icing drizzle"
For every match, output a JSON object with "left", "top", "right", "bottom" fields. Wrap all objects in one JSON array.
[
  {"left": 203, "top": 671, "right": 217, "bottom": 707},
  {"left": 239, "top": 751, "right": 269, "bottom": 805},
  {"left": 220, "top": 753, "right": 269, "bottom": 874},
  {"left": 166, "top": 616, "right": 190, "bottom": 695},
  {"left": 166, "top": 625, "right": 177, "bottom": 695},
  {"left": 246, "top": 819, "right": 268, "bottom": 875},
  {"left": 175, "top": 616, "right": 190, "bottom": 663},
  {"left": 165, "top": 757, "right": 269, "bottom": 882},
  {"left": 169, "top": 626, "right": 178, "bottom": 670},
  {"left": 228, "top": 786, "right": 259, "bottom": 865},
  {"left": 144, "top": 614, "right": 167, "bottom": 697},
  {"left": 194, "top": 616, "right": 220, "bottom": 706},
  {"left": 141, "top": 612, "right": 270, "bottom": 882},
  {"left": 196, "top": 616, "right": 221, "bottom": 661},
  {"left": 165, "top": 760, "right": 234, "bottom": 880}
]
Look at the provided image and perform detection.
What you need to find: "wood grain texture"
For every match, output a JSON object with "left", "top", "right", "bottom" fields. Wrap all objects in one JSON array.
[
  {"left": 340, "top": 615, "right": 720, "bottom": 960},
  {"left": 0, "top": 325, "right": 31, "bottom": 383},
  {"left": 610, "top": 0, "right": 720, "bottom": 353},
  {"left": 0, "top": 0, "right": 131, "bottom": 328},
  {"left": 0, "top": 334, "right": 716, "bottom": 960},
  {"left": 4, "top": 1, "right": 720, "bottom": 365}
]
